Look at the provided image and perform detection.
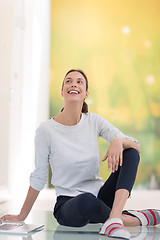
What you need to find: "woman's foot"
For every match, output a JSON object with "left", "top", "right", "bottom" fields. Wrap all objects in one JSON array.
[
  {"left": 123, "top": 209, "right": 160, "bottom": 226},
  {"left": 99, "top": 218, "right": 130, "bottom": 239},
  {"left": 122, "top": 212, "right": 141, "bottom": 226}
]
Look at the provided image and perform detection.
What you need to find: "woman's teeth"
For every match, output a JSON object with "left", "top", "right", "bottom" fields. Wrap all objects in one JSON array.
[{"left": 69, "top": 90, "right": 79, "bottom": 94}]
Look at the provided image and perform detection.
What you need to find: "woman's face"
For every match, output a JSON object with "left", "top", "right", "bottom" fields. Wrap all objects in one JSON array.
[{"left": 61, "top": 71, "right": 89, "bottom": 104}]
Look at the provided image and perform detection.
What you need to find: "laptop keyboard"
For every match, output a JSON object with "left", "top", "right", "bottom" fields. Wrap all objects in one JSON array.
[{"left": 0, "top": 223, "right": 23, "bottom": 230}]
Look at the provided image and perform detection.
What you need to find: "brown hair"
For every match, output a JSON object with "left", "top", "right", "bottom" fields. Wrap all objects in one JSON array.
[{"left": 61, "top": 69, "right": 89, "bottom": 113}]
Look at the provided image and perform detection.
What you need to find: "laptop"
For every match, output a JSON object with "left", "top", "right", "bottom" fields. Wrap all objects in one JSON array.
[{"left": 0, "top": 219, "right": 44, "bottom": 235}]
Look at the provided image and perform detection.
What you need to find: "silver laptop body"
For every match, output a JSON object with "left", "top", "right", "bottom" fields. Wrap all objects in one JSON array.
[{"left": 0, "top": 220, "right": 44, "bottom": 235}]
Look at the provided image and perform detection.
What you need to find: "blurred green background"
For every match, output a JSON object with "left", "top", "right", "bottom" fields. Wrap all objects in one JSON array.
[{"left": 49, "top": 0, "right": 160, "bottom": 188}]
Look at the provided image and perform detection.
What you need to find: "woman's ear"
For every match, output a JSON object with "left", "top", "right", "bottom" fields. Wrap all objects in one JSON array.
[
  {"left": 61, "top": 90, "right": 64, "bottom": 97},
  {"left": 85, "top": 91, "right": 89, "bottom": 98}
]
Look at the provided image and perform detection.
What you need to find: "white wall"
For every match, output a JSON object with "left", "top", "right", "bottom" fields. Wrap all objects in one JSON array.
[
  {"left": 0, "top": 0, "right": 13, "bottom": 197},
  {"left": 0, "top": 0, "right": 50, "bottom": 198}
]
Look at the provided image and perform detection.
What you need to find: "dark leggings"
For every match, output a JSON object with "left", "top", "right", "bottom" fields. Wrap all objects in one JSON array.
[{"left": 53, "top": 148, "right": 140, "bottom": 227}]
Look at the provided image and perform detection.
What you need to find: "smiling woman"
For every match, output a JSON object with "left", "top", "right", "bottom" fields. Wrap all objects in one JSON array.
[
  {"left": 2, "top": 68, "right": 160, "bottom": 240},
  {"left": 60, "top": 69, "right": 89, "bottom": 114}
]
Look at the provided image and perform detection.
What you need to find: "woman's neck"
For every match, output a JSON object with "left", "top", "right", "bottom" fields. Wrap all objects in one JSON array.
[{"left": 54, "top": 104, "right": 83, "bottom": 126}]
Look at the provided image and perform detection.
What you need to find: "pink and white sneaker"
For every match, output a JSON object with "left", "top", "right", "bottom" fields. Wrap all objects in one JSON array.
[{"left": 99, "top": 218, "right": 130, "bottom": 239}]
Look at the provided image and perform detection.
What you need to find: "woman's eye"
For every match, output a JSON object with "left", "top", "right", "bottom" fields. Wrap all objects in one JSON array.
[{"left": 78, "top": 81, "right": 83, "bottom": 84}]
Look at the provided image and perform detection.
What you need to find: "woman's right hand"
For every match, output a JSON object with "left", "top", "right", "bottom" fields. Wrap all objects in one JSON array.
[
  {"left": 0, "top": 186, "right": 40, "bottom": 223},
  {"left": 102, "top": 138, "right": 123, "bottom": 172},
  {"left": 0, "top": 214, "right": 24, "bottom": 222}
]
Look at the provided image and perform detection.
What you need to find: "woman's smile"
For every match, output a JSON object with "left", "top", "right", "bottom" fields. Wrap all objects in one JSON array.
[{"left": 68, "top": 90, "right": 80, "bottom": 95}]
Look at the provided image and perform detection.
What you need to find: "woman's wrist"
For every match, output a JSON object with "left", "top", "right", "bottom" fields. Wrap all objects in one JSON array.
[
  {"left": 112, "top": 138, "right": 123, "bottom": 146},
  {"left": 121, "top": 139, "right": 141, "bottom": 153},
  {"left": 18, "top": 211, "right": 27, "bottom": 221}
]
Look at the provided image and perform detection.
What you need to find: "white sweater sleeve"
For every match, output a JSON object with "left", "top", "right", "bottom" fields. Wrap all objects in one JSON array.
[
  {"left": 95, "top": 114, "right": 139, "bottom": 144},
  {"left": 30, "top": 125, "right": 50, "bottom": 191}
]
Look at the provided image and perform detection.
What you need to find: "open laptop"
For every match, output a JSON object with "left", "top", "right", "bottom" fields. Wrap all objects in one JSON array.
[{"left": 0, "top": 219, "right": 44, "bottom": 235}]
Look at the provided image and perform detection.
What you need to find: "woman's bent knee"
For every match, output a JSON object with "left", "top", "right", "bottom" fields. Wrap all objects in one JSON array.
[{"left": 123, "top": 148, "right": 140, "bottom": 164}]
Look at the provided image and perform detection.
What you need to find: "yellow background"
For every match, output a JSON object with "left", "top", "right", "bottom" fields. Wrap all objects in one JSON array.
[{"left": 50, "top": 0, "right": 160, "bottom": 187}]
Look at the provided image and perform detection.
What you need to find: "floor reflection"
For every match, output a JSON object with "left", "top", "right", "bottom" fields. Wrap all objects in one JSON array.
[
  {"left": 22, "top": 236, "right": 33, "bottom": 240},
  {"left": 51, "top": 224, "right": 160, "bottom": 240},
  {"left": 129, "top": 226, "right": 160, "bottom": 239},
  {"left": 52, "top": 223, "right": 102, "bottom": 240},
  {"left": 1, "top": 222, "right": 160, "bottom": 240}
]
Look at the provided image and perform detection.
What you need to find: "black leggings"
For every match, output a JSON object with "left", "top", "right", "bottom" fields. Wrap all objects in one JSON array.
[{"left": 53, "top": 148, "right": 140, "bottom": 227}]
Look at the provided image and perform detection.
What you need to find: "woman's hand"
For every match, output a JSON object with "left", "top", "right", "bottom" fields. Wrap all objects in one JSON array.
[
  {"left": 102, "top": 138, "right": 123, "bottom": 172},
  {"left": 0, "top": 187, "right": 40, "bottom": 223},
  {"left": 1, "top": 214, "right": 24, "bottom": 222}
]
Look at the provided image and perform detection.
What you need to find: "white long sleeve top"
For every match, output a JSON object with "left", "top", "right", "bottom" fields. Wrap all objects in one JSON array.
[{"left": 30, "top": 112, "right": 138, "bottom": 197}]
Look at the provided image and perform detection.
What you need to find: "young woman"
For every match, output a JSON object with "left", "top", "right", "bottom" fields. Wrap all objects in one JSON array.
[{"left": 1, "top": 69, "right": 160, "bottom": 239}]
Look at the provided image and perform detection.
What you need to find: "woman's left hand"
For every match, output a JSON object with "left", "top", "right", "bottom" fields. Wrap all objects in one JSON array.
[{"left": 102, "top": 138, "right": 123, "bottom": 173}]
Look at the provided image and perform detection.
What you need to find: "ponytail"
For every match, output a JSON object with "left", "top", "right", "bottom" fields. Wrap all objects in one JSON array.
[{"left": 82, "top": 101, "right": 88, "bottom": 113}]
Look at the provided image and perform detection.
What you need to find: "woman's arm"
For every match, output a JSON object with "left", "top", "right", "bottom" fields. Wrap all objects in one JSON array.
[
  {"left": 1, "top": 186, "right": 39, "bottom": 221},
  {"left": 121, "top": 138, "right": 141, "bottom": 154},
  {"left": 1, "top": 125, "right": 50, "bottom": 222},
  {"left": 102, "top": 138, "right": 140, "bottom": 173}
]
